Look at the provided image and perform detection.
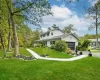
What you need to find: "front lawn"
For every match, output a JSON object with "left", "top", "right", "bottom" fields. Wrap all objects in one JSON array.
[
  {"left": 0, "top": 47, "right": 32, "bottom": 57},
  {"left": 0, "top": 57, "right": 100, "bottom": 80},
  {"left": 31, "top": 47, "right": 72, "bottom": 58},
  {"left": 19, "top": 47, "right": 32, "bottom": 56},
  {"left": 0, "top": 50, "right": 4, "bottom": 57}
]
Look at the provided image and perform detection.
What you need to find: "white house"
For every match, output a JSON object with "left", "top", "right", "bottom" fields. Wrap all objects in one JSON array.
[
  {"left": 34, "top": 28, "right": 79, "bottom": 50},
  {"left": 89, "top": 39, "right": 100, "bottom": 48}
]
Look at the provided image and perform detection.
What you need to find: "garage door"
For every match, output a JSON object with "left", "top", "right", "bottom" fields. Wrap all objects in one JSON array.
[{"left": 67, "top": 42, "right": 75, "bottom": 50}]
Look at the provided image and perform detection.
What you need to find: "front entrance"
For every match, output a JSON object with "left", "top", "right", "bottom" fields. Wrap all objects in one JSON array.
[{"left": 67, "top": 42, "right": 75, "bottom": 50}]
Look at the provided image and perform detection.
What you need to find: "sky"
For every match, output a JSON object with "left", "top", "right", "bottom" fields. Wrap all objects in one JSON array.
[{"left": 28, "top": 0, "right": 99, "bottom": 36}]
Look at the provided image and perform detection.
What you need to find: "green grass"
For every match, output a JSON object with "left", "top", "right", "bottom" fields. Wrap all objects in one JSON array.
[
  {"left": 0, "top": 47, "right": 32, "bottom": 57},
  {"left": 19, "top": 47, "right": 32, "bottom": 56},
  {"left": 0, "top": 57, "right": 100, "bottom": 80},
  {"left": 0, "top": 50, "right": 4, "bottom": 57},
  {"left": 31, "top": 47, "right": 72, "bottom": 58}
]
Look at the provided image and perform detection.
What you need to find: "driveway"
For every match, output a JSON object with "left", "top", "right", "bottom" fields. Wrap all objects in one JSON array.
[{"left": 77, "top": 51, "right": 100, "bottom": 58}]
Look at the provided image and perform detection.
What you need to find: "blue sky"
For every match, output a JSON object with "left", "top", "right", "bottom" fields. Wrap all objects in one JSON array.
[
  {"left": 49, "top": 0, "right": 91, "bottom": 17},
  {"left": 28, "top": 0, "right": 99, "bottom": 36}
]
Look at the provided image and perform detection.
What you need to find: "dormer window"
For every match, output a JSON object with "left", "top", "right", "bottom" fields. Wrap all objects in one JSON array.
[
  {"left": 51, "top": 32, "right": 53, "bottom": 35},
  {"left": 43, "top": 34, "right": 45, "bottom": 37}
]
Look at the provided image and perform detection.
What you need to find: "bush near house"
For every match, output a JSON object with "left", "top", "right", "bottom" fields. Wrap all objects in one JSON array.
[
  {"left": 66, "top": 48, "right": 73, "bottom": 54},
  {"left": 55, "top": 40, "right": 68, "bottom": 52},
  {"left": 77, "top": 40, "right": 91, "bottom": 51},
  {"left": 35, "top": 43, "right": 42, "bottom": 47},
  {"left": 50, "top": 44, "right": 55, "bottom": 49}
]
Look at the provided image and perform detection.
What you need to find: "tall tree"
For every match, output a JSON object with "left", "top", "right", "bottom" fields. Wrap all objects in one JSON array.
[
  {"left": 63, "top": 24, "right": 76, "bottom": 33},
  {"left": 7, "top": 13, "right": 12, "bottom": 52},
  {"left": 0, "top": 0, "right": 9, "bottom": 57},
  {"left": 88, "top": 1, "right": 100, "bottom": 48},
  {"left": 3, "top": 0, "right": 51, "bottom": 56}
]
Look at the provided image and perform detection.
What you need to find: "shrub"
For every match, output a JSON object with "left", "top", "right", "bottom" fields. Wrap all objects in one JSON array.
[
  {"left": 77, "top": 40, "right": 91, "bottom": 51},
  {"left": 35, "top": 43, "right": 42, "bottom": 47},
  {"left": 50, "top": 44, "right": 55, "bottom": 49},
  {"left": 55, "top": 40, "right": 68, "bottom": 52},
  {"left": 66, "top": 48, "right": 72, "bottom": 54}
]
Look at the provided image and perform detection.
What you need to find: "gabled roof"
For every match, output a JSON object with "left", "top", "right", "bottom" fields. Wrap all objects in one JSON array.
[
  {"left": 61, "top": 33, "right": 79, "bottom": 40},
  {"left": 40, "top": 28, "right": 64, "bottom": 36},
  {"left": 35, "top": 33, "right": 79, "bottom": 42}
]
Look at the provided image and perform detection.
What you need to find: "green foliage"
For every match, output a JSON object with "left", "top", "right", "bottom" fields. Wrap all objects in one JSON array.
[
  {"left": 35, "top": 43, "right": 42, "bottom": 47},
  {"left": 82, "top": 40, "right": 91, "bottom": 49},
  {"left": 66, "top": 48, "right": 73, "bottom": 54},
  {"left": 55, "top": 40, "right": 68, "bottom": 52},
  {"left": 82, "top": 34, "right": 100, "bottom": 39},
  {"left": 77, "top": 40, "right": 91, "bottom": 51},
  {"left": 50, "top": 44, "right": 55, "bottom": 49},
  {"left": 12, "top": 0, "right": 52, "bottom": 26},
  {"left": 0, "top": 0, "right": 52, "bottom": 56},
  {"left": 63, "top": 24, "right": 76, "bottom": 33}
]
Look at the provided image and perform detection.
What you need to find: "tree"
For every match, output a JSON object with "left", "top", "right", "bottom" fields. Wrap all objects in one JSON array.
[
  {"left": 0, "top": 20, "right": 9, "bottom": 57},
  {"left": 63, "top": 24, "right": 76, "bottom": 33},
  {"left": 3, "top": 0, "right": 52, "bottom": 56},
  {"left": 88, "top": 1, "right": 100, "bottom": 48},
  {"left": 48, "top": 27, "right": 51, "bottom": 31},
  {"left": 0, "top": 0, "right": 9, "bottom": 57},
  {"left": 7, "top": 13, "right": 12, "bottom": 52},
  {"left": 52, "top": 24, "right": 59, "bottom": 29},
  {"left": 77, "top": 39, "right": 91, "bottom": 51}
]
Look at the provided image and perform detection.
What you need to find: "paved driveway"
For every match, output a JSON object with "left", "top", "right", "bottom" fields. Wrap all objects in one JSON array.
[{"left": 77, "top": 51, "right": 100, "bottom": 58}]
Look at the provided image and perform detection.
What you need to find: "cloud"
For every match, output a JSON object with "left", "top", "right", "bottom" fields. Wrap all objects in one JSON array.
[
  {"left": 41, "top": 5, "right": 94, "bottom": 36},
  {"left": 88, "top": 0, "right": 99, "bottom": 6}
]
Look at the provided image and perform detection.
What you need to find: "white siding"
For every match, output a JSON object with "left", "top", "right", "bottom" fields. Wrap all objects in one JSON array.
[
  {"left": 47, "top": 41, "right": 51, "bottom": 47},
  {"left": 61, "top": 35, "right": 78, "bottom": 48}
]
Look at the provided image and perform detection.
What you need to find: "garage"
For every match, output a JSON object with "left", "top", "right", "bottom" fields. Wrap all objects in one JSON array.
[{"left": 67, "top": 42, "right": 75, "bottom": 50}]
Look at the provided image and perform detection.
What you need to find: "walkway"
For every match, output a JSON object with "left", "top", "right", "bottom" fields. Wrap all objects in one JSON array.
[{"left": 26, "top": 49, "right": 88, "bottom": 61}]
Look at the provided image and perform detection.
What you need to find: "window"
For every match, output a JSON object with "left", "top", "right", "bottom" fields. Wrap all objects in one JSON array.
[
  {"left": 47, "top": 32, "right": 50, "bottom": 36},
  {"left": 50, "top": 41, "right": 55, "bottom": 45},
  {"left": 51, "top": 32, "right": 53, "bottom": 35},
  {"left": 43, "top": 34, "right": 45, "bottom": 37}
]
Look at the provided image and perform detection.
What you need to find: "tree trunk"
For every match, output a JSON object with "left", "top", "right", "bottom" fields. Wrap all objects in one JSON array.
[
  {"left": 7, "top": 18, "right": 12, "bottom": 52},
  {"left": 0, "top": 33, "right": 6, "bottom": 57},
  {"left": 10, "top": 14, "right": 19, "bottom": 56},
  {"left": 5, "top": 0, "right": 19, "bottom": 57},
  {"left": 7, "top": 31, "right": 12, "bottom": 52},
  {"left": 96, "top": 5, "right": 99, "bottom": 48},
  {"left": 6, "top": 0, "right": 19, "bottom": 56}
]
